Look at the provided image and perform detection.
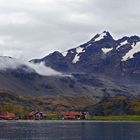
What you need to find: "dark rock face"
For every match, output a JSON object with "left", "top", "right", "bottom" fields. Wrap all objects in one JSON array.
[{"left": 31, "top": 31, "right": 140, "bottom": 82}]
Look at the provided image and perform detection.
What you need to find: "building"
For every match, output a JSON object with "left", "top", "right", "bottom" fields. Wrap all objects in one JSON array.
[
  {"left": 0, "top": 112, "right": 17, "bottom": 120},
  {"left": 28, "top": 111, "right": 47, "bottom": 120},
  {"left": 60, "top": 112, "right": 88, "bottom": 120}
]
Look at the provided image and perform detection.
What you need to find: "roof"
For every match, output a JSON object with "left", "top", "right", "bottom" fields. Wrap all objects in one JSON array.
[
  {"left": 61, "top": 112, "right": 81, "bottom": 116},
  {"left": 0, "top": 112, "right": 16, "bottom": 119}
]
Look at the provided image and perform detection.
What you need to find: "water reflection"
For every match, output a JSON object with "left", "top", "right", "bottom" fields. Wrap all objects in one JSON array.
[{"left": 0, "top": 121, "right": 140, "bottom": 140}]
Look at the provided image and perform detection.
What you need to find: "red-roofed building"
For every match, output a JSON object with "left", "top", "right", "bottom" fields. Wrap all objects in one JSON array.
[
  {"left": 0, "top": 112, "right": 16, "bottom": 120},
  {"left": 61, "top": 112, "right": 81, "bottom": 120}
]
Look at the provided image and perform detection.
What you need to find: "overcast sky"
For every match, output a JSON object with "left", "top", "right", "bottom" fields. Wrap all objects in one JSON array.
[{"left": 0, "top": 0, "right": 140, "bottom": 60}]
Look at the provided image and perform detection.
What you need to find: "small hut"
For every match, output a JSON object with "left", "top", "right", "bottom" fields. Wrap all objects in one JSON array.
[
  {"left": 28, "top": 111, "right": 46, "bottom": 120},
  {"left": 61, "top": 111, "right": 89, "bottom": 120},
  {"left": 61, "top": 112, "right": 81, "bottom": 120},
  {"left": 0, "top": 112, "right": 16, "bottom": 120}
]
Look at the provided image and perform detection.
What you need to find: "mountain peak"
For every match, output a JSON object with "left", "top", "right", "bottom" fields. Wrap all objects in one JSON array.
[
  {"left": 129, "top": 35, "right": 140, "bottom": 43},
  {"left": 102, "top": 30, "right": 111, "bottom": 35},
  {"left": 117, "top": 35, "right": 140, "bottom": 45},
  {"left": 90, "top": 31, "right": 114, "bottom": 42}
]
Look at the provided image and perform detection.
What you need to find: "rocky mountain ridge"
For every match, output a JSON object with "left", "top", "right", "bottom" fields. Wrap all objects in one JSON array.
[{"left": 32, "top": 31, "right": 140, "bottom": 82}]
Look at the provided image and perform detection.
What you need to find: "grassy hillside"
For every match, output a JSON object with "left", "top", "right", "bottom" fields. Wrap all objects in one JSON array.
[
  {"left": 86, "top": 96, "right": 140, "bottom": 115},
  {"left": 1, "top": 88, "right": 140, "bottom": 119},
  {"left": 0, "top": 88, "right": 95, "bottom": 118}
]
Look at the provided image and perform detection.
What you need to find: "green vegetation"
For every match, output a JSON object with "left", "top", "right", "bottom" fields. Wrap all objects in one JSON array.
[
  {"left": 0, "top": 104, "right": 29, "bottom": 119},
  {"left": 46, "top": 113, "right": 59, "bottom": 120},
  {"left": 89, "top": 115, "right": 140, "bottom": 121}
]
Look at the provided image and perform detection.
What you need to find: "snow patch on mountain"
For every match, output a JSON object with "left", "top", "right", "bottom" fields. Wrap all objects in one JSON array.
[
  {"left": 122, "top": 42, "right": 140, "bottom": 61},
  {"left": 72, "top": 54, "right": 80, "bottom": 63},
  {"left": 72, "top": 47, "right": 85, "bottom": 63},
  {"left": 116, "top": 40, "right": 128, "bottom": 50},
  {"left": 120, "top": 40, "right": 128, "bottom": 46},
  {"left": 102, "top": 48, "right": 113, "bottom": 54},
  {"left": 76, "top": 47, "right": 85, "bottom": 54},
  {"left": 94, "top": 32, "right": 107, "bottom": 42},
  {"left": 86, "top": 44, "right": 92, "bottom": 48},
  {"left": 62, "top": 51, "right": 68, "bottom": 57}
]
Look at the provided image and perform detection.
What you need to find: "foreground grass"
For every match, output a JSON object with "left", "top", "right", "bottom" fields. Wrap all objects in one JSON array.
[
  {"left": 88, "top": 115, "right": 140, "bottom": 121},
  {"left": 44, "top": 115, "right": 140, "bottom": 121}
]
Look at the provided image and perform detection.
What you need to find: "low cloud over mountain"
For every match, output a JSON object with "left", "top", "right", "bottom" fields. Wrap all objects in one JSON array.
[{"left": 0, "top": 56, "right": 62, "bottom": 76}]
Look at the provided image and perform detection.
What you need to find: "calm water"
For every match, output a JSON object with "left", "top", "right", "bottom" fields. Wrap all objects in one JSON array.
[{"left": 0, "top": 121, "right": 140, "bottom": 140}]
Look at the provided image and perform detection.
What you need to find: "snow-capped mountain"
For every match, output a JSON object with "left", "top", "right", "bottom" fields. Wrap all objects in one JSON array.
[
  {"left": 32, "top": 31, "right": 140, "bottom": 82},
  {"left": 1, "top": 31, "right": 140, "bottom": 114}
]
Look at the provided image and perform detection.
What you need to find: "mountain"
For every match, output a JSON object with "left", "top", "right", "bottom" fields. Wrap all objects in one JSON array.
[
  {"left": 1, "top": 57, "right": 139, "bottom": 98},
  {"left": 31, "top": 31, "right": 140, "bottom": 83},
  {"left": 1, "top": 31, "right": 140, "bottom": 115}
]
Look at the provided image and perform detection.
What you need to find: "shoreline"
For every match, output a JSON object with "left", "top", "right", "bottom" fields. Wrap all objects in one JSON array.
[
  {"left": 1, "top": 115, "right": 140, "bottom": 122},
  {"left": 1, "top": 120, "right": 140, "bottom": 123}
]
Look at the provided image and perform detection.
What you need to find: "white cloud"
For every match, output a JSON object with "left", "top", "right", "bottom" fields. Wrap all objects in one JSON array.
[
  {"left": 0, "top": 56, "right": 63, "bottom": 76},
  {"left": 0, "top": 12, "right": 33, "bottom": 25},
  {"left": 29, "top": 62, "right": 62, "bottom": 76},
  {"left": 65, "top": 13, "right": 97, "bottom": 25}
]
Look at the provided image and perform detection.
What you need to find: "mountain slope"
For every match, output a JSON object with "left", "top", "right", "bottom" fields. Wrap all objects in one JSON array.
[{"left": 1, "top": 68, "right": 139, "bottom": 98}]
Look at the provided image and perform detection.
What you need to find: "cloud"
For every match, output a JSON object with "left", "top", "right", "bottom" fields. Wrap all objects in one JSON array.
[
  {"left": 0, "top": 56, "right": 63, "bottom": 76},
  {"left": 28, "top": 62, "right": 63, "bottom": 76},
  {"left": 0, "top": 12, "right": 32, "bottom": 25},
  {"left": 0, "top": 0, "right": 139, "bottom": 60}
]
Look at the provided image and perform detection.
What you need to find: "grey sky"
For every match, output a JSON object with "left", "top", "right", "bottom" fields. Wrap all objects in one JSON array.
[{"left": 0, "top": 0, "right": 140, "bottom": 60}]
